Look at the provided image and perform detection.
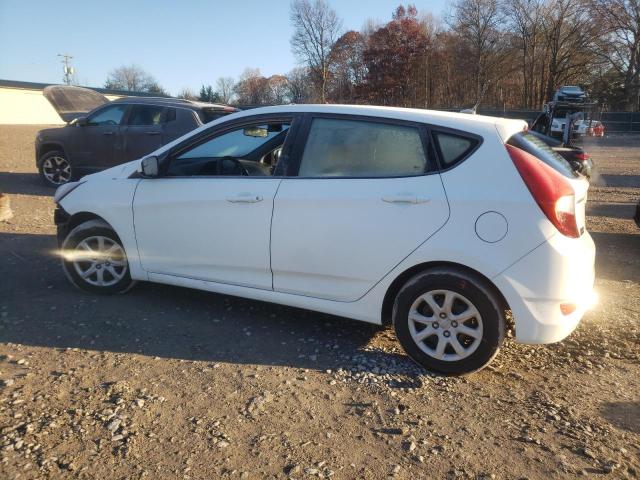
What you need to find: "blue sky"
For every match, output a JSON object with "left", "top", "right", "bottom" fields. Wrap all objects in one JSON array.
[{"left": 0, "top": 0, "right": 449, "bottom": 95}]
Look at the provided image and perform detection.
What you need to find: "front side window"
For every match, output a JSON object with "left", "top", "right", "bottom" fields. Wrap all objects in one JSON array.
[
  {"left": 87, "top": 104, "right": 127, "bottom": 126},
  {"left": 297, "top": 118, "right": 427, "bottom": 177},
  {"left": 167, "top": 122, "right": 290, "bottom": 177},
  {"left": 127, "top": 105, "right": 165, "bottom": 126}
]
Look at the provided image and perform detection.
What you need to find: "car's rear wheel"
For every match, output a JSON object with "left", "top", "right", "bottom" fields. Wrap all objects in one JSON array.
[
  {"left": 61, "top": 219, "right": 135, "bottom": 294},
  {"left": 39, "top": 150, "right": 73, "bottom": 187},
  {"left": 393, "top": 268, "right": 505, "bottom": 375}
]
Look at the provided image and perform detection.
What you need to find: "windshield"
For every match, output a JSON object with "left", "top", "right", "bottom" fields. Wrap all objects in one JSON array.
[{"left": 507, "top": 131, "right": 578, "bottom": 178}]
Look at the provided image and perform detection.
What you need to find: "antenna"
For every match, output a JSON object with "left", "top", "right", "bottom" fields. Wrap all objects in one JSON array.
[{"left": 57, "top": 54, "right": 75, "bottom": 85}]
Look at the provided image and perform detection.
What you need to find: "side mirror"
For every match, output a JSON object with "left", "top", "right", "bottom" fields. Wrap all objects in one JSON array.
[
  {"left": 75, "top": 116, "right": 88, "bottom": 127},
  {"left": 140, "top": 156, "right": 159, "bottom": 177}
]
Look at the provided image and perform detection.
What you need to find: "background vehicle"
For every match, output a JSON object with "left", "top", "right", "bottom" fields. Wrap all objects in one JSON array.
[
  {"left": 36, "top": 91, "right": 238, "bottom": 186},
  {"left": 54, "top": 105, "right": 596, "bottom": 375},
  {"left": 528, "top": 130, "right": 593, "bottom": 178},
  {"left": 553, "top": 85, "right": 588, "bottom": 103}
]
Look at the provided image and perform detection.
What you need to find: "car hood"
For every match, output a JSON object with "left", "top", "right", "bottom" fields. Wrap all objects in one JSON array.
[{"left": 43, "top": 85, "right": 109, "bottom": 122}]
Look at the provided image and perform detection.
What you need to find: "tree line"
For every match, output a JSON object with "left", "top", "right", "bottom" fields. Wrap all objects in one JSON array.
[{"left": 105, "top": 0, "right": 640, "bottom": 111}]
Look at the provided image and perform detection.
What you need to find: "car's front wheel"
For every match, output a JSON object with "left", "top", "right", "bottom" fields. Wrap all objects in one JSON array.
[
  {"left": 61, "top": 219, "right": 135, "bottom": 294},
  {"left": 39, "top": 150, "right": 73, "bottom": 187},
  {"left": 393, "top": 268, "right": 505, "bottom": 375}
]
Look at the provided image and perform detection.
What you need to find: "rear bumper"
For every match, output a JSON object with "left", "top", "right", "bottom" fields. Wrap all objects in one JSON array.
[{"left": 493, "top": 231, "right": 596, "bottom": 344}]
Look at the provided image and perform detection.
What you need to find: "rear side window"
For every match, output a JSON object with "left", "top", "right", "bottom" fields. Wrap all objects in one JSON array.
[
  {"left": 199, "top": 109, "right": 231, "bottom": 124},
  {"left": 298, "top": 118, "right": 427, "bottom": 177},
  {"left": 507, "top": 131, "right": 577, "bottom": 178},
  {"left": 432, "top": 131, "right": 478, "bottom": 168},
  {"left": 127, "top": 105, "right": 165, "bottom": 126}
]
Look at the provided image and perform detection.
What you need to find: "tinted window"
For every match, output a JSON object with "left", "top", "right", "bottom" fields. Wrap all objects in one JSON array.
[
  {"left": 167, "top": 122, "right": 290, "bottom": 177},
  {"left": 507, "top": 131, "right": 578, "bottom": 178},
  {"left": 199, "top": 109, "right": 232, "bottom": 124},
  {"left": 128, "top": 105, "right": 165, "bottom": 126},
  {"left": 87, "top": 104, "right": 127, "bottom": 126},
  {"left": 432, "top": 131, "right": 477, "bottom": 167},
  {"left": 298, "top": 118, "right": 427, "bottom": 177}
]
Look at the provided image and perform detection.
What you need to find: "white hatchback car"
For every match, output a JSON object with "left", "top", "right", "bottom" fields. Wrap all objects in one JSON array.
[{"left": 54, "top": 105, "right": 596, "bottom": 374}]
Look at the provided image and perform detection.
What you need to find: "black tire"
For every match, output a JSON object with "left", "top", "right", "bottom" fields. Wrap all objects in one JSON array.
[
  {"left": 38, "top": 150, "right": 73, "bottom": 187},
  {"left": 61, "top": 219, "right": 135, "bottom": 294},
  {"left": 393, "top": 268, "right": 505, "bottom": 375}
]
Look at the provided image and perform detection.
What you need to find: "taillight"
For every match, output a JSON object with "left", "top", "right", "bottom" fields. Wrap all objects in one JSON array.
[
  {"left": 572, "top": 152, "right": 589, "bottom": 161},
  {"left": 506, "top": 144, "right": 580, "bottom": 238}
]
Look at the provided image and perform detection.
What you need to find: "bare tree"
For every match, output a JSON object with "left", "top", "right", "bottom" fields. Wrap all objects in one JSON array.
[
  {"left": 216, "top": 77, "right": 236, "bottom": 103},
  {"left": 176, "top": 87, "right": 198, "bottom": 100},
  {"left": 285, "top": 67, "right": 313, "bottom": 103},
  {"left": 267, "top": 75, "right": 290, "bottom": 104},
  {"left": 234, "top": 68, "right": 271, "bottom": 105},
  {"left": 105, "top": 64, "right": 164, "bottom": 93},
  {"left": 591, "top": 0, "right": 640, "bottom": 109},
  {"left": 448, "top": 0, "right": 511, "bottom": 107},
  {"left": 290, "top": 0, "right": 342, "bottom": 102}
]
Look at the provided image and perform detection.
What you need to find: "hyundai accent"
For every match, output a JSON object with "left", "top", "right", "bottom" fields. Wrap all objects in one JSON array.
[{"left": 53, "top": 105, "right": 597, "bottom": 374}]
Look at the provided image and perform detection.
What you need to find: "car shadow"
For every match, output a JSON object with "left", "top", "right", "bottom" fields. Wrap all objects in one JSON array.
[
  {"left": 597, "top": 173, "right": 640, "bottom": 189},
  {"left": 0, "top": 231, "right": 427, "bottom": 384},
  {"left": 591, "top": 231, "right": 640, "bottom": 283},
  {"left": 587, "top": 202, "right": 638, "bottom": 220},
  {"left": 600, "top": 401, "right": 640, "bottom": 434},
  {"left": 0, "top": 172, "right": 53, "bottom": 196}
]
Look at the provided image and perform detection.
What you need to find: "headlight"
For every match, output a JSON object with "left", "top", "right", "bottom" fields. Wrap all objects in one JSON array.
[{"left": 54, "top": 181, "right": 85, "bottom": 203}]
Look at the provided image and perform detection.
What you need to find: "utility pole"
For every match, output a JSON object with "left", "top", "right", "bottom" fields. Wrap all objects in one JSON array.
[{"left": 57, "top": 54, "right": 74, "bottom": 85}]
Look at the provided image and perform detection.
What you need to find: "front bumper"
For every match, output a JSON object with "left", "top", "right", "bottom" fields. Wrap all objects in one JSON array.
[
  {"left": 54, "top": 205, "right": 71, "bottom": 247},
  {"left": 493, "top": 231, "right": 596, "bottom": 344}
]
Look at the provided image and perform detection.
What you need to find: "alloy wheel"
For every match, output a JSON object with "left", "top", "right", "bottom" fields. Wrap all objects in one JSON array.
[
  {"left": 408, "top": 289, "right": 483, "bottom": 362},
  {"left": 42, "top": 156, "right": 71, "bottom": 185},
  {"left": 71, "top": 236, "right": 127, "bottom": 287}
]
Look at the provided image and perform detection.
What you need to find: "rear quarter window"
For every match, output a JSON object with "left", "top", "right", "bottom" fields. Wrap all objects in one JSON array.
[
  {"left": 507, "top": 131, "right": 578, "bottom": 178},
  {"left": 432, "top": 131, "right": 479, "bottom": 168}
]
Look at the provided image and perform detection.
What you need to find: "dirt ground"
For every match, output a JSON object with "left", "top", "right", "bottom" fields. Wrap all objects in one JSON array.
[{"left": 0, "top": 125, "right": 638, "bottom": 480}]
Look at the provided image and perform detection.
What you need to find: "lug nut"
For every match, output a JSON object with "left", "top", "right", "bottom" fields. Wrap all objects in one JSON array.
[
  {"left": 443, "top": 330, "right": 451, "bottom": 337},
  {"left": 451, "top": 321, "right": 458, "bottom": 328},
  {"left": 432, "top": 322, "right": 439, "bottom": 329},
  {"left": 439, "top": 313, "right": 447, "bottom": 319}
]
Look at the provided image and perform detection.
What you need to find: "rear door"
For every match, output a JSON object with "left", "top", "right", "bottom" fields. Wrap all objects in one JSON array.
[
  {"left": 270, "top": 115, "right": 450, "bottom": 302},
  {"left": 121, "top": 104, "right": 166, "bottom": 161}
]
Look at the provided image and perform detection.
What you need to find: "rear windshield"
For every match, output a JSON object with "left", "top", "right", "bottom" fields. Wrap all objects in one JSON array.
[
  {"left": 199, "top": 109, "right": 233, "bottom": 124},
  {"left": 507, "top": 131, "right": 578, "bottom": 178}
]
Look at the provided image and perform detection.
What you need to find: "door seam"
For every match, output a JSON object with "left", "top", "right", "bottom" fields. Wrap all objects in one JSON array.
[{"left": 269, "top": 178, "right": 284, "bottom": 291}]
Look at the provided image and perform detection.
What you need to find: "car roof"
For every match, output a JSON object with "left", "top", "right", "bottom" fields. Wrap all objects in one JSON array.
[
  {"left": 227, "top": 104, "right": 527, "bottom": 140},
  {"left": 110, "top": 96, "right": 236, "bottom": 111}
]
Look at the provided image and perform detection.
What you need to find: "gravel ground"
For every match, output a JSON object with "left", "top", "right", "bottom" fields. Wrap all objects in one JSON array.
[{"left": 0, "top": 125, "right": 639, "bottom": 480}]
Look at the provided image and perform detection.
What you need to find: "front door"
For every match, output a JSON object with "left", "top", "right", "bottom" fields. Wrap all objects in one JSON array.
[
  {"left": 271, "top": 115, "right": 450, "bottom": 302},
  {"left": 71, "top": 103, "right": 127, "bottom": 171},
  {"left": 132, "top": 117, "right": 295, "bottom": 290}
]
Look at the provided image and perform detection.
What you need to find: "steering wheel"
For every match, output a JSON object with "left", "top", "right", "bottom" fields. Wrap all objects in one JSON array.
[{"left": 218, "top": 156, "right": 249, "bottom": 176}]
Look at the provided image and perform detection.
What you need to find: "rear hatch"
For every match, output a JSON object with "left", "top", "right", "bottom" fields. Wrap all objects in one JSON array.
[{"left": 43, "top": 85, "right": 109, "bottom": 123}]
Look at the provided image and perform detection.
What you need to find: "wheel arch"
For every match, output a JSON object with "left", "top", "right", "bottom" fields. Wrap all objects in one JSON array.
[
  {"left": 381, "top": 261, "right": 510, "bottom": 326},
  {"left": 37, "top": 142, "right": 68, "bottom": 165},
  {"left": 59, "top": 211, "right": 123, "bottom": 248}
]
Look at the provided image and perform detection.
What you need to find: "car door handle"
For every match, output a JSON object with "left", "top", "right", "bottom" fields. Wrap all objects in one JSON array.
[
  {"left": 102, "top": 131, "right": 114, "bottom": 136},
  {"left": 146, "top": 131, "right": 161, "bottom": 136},
  {"left": 382, "top": 195, "right": 430, "bottom": 204},
  {"left": 226, "top": 194, "right": 263, "bottom": 203}
]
